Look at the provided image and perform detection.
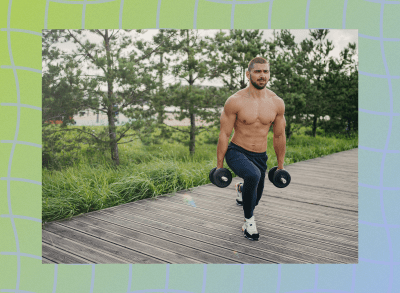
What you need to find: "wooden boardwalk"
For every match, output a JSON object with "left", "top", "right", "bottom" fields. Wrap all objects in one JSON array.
[{"left": 42, "top": 148, "right": 358, "bottom": 264}]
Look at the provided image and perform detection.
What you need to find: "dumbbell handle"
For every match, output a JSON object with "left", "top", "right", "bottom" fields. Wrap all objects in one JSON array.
[
  {"left": 221, "top": 176, "right": 228, "bottom": 182},
  {"left": 280, "top": 177, "right": 287, "bottom": 184}
]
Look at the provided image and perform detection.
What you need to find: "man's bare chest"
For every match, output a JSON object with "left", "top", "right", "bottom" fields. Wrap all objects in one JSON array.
[{"left": 236, "top": 98, "right": 277, "bottom": 126}]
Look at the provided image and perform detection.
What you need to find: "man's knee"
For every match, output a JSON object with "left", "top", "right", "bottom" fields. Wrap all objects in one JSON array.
[{"left": 244, "top": 170, "right": 261, "bottom": 183}]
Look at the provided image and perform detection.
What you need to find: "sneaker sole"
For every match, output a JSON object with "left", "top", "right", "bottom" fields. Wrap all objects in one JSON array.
[
  {"left": 242, "top": 228, "right": 259, "bottom": 241},
  {"left": 244, "top": 234, "right": 259, "bottom": 241}
]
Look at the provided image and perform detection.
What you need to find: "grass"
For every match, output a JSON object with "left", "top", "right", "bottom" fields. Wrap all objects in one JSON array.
[{"left": 42, "top": 125, "right": 358, "bottom": 223}]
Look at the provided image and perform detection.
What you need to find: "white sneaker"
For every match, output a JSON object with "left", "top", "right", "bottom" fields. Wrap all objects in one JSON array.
[
  {"left": 242, "top": 216, "right": 259, "bottom": 241},
  {"left": 235, "top": 182, "right": 243, "bottom": 206}
]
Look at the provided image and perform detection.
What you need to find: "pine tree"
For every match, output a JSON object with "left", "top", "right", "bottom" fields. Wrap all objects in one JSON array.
[
  {"left": 208, "top": 29, "right": 267, "bottom": 90},
  {"left": 42, "top": 29, "right": 176, "bottom": 166},
  {"left": 266, "top": 30, "right": 307, "bottom": 140},
  {"left": 161, "top": 30, "right": 229, "bottom": 155}
]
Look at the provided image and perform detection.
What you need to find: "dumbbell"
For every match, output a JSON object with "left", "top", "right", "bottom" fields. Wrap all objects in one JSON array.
[
  {"left": 268, "top": 166, "right": 291, "bottom": 188},
  {"left": 209, "top": 167, "right": 232, "bottom": 188}
]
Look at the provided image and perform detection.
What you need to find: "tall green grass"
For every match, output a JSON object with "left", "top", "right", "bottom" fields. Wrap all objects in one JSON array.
[{"left": 42, "top": 126, "right": 357, "bottom": 223}]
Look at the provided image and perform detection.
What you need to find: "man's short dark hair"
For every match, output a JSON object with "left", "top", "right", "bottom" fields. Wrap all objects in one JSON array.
[{"left": 248, "top": 57, "right": 269, "bottom": 72}]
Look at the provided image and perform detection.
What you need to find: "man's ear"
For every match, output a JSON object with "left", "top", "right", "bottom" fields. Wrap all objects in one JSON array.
[{"left": 246, "top": 70, "right": 250, "bottom": 80}]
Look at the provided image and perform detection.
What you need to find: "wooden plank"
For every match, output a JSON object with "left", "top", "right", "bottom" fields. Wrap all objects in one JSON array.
[
  {"left": 130, "top": 196, "right": 358, "bottom": 260},
  {"left": 135, "top": 195, "right": 358, "bottom": 247},
  {"left": 42, "top": 242, "right": 90, "bottom": 264},
  {"left": 72, "top": 215, "right": 238, "bottom": 264},
  {"left": 284, "top": 164, "right": 358, "bottom": 178},
  {"left": 279, "top": 173, "right": 357, "bottom": 192},
  {"left": 43, "top": 222, "right": 166, "bottom": 264},
  {"left": 164, "top": 192, "right": 358, "bottom": 238},
  {"left": 42, "top": 257, "right": 57, "bottom": 264},
  {"left": 208, "top": 178, "right": 358, "bottom": 205},
  {"left": 201, "top": 183, "right": 358, "bottom": 212},
  {"left": 109, "top": 200, "right": 355, "bottom": 263},
  {"left": 289, "top": 158, "right": 358, "bottom": 170},
  {"left": 86, "top": 211, "right": 270, "bottom": 264},
  {"left": 283, "top": 164, "right": 358, "bottom": 176},
  {"left": 288, "top": 156, "right": 358, "bottom": 168},
  {"left": 43, "top": 230, "right": 129, "bottom": 264},
  {"left": 203, "top": 186, "right": 358, "bottom": 214},
  {"left": 98, "top": 208, "right": 327, "bottom": 263},
  {"left": 42, "top": 148, "right": 358, "bottom": 264},
  {"left": 115, "top": 205, "right": 355, "bottom": 263},
  {"left": 93, "top": 210, "right": 282, "bottom": 263},
  {"left": 55, "top": 218, "right": 202, "bottom": 264},
  {"left": 193, "top": 187, "right": 358, "bottom": 223},
  {"left": 246, "top": 187, "right": 357, "bottom": 212},
  {"left": 188, "top": 188, "right": 358, "bottom": 229},
  {"left": 133, "top": 197, "right": 358, "bottom": 249}
]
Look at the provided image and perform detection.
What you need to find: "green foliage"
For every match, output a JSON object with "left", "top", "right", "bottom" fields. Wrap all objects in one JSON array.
[
  {"left": 43, "top": 29, "right": 358, "bottom": 169},
  {"left": 208, "top": 29, "right": 267, "bottom": 90},
  {"left": 321, "top": 43, "right": 358, "bottom": 136},
  {"left": 42, "top": 29, "right": 177, "bottom": 165},
  {"left": 153, "top": 30, "right": 231, "bottom": 155},
  {"left": 42, "top": 125, "right": 357, "bottom": 223},
  {"left": 266, "top": 30, "right": 308, "bottom": 139}
]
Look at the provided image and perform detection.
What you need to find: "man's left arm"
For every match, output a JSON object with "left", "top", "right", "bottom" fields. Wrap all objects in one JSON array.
[{"left": 273, "top": 99, "right": 286, "bottom": 170}]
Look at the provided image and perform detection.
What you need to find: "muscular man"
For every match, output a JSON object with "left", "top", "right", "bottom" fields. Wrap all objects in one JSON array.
[{"left": 216, "top": 57, "right": 286, "bottom": 241}]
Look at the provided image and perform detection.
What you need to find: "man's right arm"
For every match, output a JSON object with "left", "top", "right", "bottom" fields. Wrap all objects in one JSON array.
[{"left": 216, "top": 97, "right": 237, "bottom": 169}]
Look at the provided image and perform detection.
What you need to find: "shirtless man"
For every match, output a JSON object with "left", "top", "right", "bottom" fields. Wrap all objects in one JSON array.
[{"left": 216, "top": 57, "right": 286, "bottom": 241}]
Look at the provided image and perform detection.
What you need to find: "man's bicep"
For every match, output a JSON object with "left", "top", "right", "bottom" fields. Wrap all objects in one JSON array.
[
  {"left": 273, "top": 114, "right": 286, "bottom": 137},
  {"left": 273, "top": 100, "right": 286, "bottom": 137},
  {"left": 220, "top": 107, "right": 236, "bottom": 138}
]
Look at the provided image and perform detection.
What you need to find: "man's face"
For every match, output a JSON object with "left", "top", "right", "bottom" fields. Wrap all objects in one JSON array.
[{"left": 247, "top": 63, "right": 270, "bottom": 90}]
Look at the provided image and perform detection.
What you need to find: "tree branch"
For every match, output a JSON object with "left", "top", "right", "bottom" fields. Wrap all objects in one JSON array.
[
  {"left": 67, "top": 30, "right": 107, "bottom": 74},
  {"left": 117, "top": 139, "right": 135, "bottom": 145},
  {"left": 116, "top": 128, "right": 135, "bottom": 142},
  {"left": 95, "top": 29, "right": 105, "bottom": 38},
  {"left": 163, "top": 123, "right": 189, "bottom": 133},
  {"left": 133, "top": 31, "right": 178, "bottom": 63},
  {"left": 54, "top": 127, "right": 103, "bottom": 142},
  {"left": 84, "top": 104, "right": 108, "bottom": 113},
  {"left": 109, "top": 29, "right": 119, "bottom": 40}
]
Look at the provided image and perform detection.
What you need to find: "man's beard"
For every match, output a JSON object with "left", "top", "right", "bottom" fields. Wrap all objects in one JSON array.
[{"left": 250, "top": 74, "right": 267, "bottom": 90}]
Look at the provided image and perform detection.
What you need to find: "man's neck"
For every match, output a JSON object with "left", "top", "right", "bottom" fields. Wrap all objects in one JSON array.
[{"left": 248, "top": 86, "right": 267, "bottom": 99}]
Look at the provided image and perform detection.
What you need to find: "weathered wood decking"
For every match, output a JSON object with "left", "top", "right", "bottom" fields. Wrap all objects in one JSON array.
[{"left": 42, "top": 148, "right": 358, "bottom": 264}]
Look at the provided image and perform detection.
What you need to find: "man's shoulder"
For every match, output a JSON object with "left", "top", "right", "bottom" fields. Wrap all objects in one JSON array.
[
  {"left": 225, "top": 89, "right": 246, "bottom": 106},
  {"left": 230, "top": 88, "right": 248, "bottom": 100},
  {"left": 266, "top": 89, "right": 284, "bottom": 105}
]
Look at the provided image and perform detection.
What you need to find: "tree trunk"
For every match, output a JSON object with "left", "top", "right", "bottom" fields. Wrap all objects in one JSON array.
[
  {"left": 157, "top": 33, "right": 165, "bottom": 124},
  {"left": 285, "top": 122, "right": 292, "bottom": 140},
  {"left": 108, "top": 110, "right": 120, "bottom": 165},
  {"left": 187, "top": 30, "right": 196, "bottom": 156},
  {"left": 312, "top": 116, "right": 317, "bottom": 137},
  {"left": 189, "top": 112, "right": 196, "bottom": 156},
  {"left": 105, "top": 29, "right": 120, "bottom": 165}
]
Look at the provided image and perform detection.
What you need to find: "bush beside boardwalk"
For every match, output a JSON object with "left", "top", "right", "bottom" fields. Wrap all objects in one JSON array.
[{"left": 42, "top": 125, "right": 357, "bottom": 224}]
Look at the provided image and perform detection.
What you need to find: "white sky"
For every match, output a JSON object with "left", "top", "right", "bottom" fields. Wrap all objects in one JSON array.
[{"left": 47, "top": 29, "right": 358, "bottom": 88}]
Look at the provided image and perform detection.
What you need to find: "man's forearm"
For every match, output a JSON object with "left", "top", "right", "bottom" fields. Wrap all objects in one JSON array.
[
  {"left": 217, "top": 134, "right": 229, "bottom": 169},
  {"left": 273, "top": 135, "right": 286, "bottom": 169}
]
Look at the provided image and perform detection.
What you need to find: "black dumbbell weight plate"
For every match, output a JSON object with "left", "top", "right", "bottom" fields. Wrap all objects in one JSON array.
[
  {"left": 213, "top": 168, "right": 232, "bottom": 188},
  {"left": 273, "top": 169, "right": 291, "bottom": 188},
  {"left": 209, "top": 167, "right": 217, "bottom": 185},
  {"left": 268, "top": 166, "right": 278, "bottom": 184}
]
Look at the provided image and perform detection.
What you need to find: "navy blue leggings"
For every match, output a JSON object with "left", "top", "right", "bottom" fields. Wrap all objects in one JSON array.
[{"left": 225, "top": 142, "right": 268, "bottom": 219}]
